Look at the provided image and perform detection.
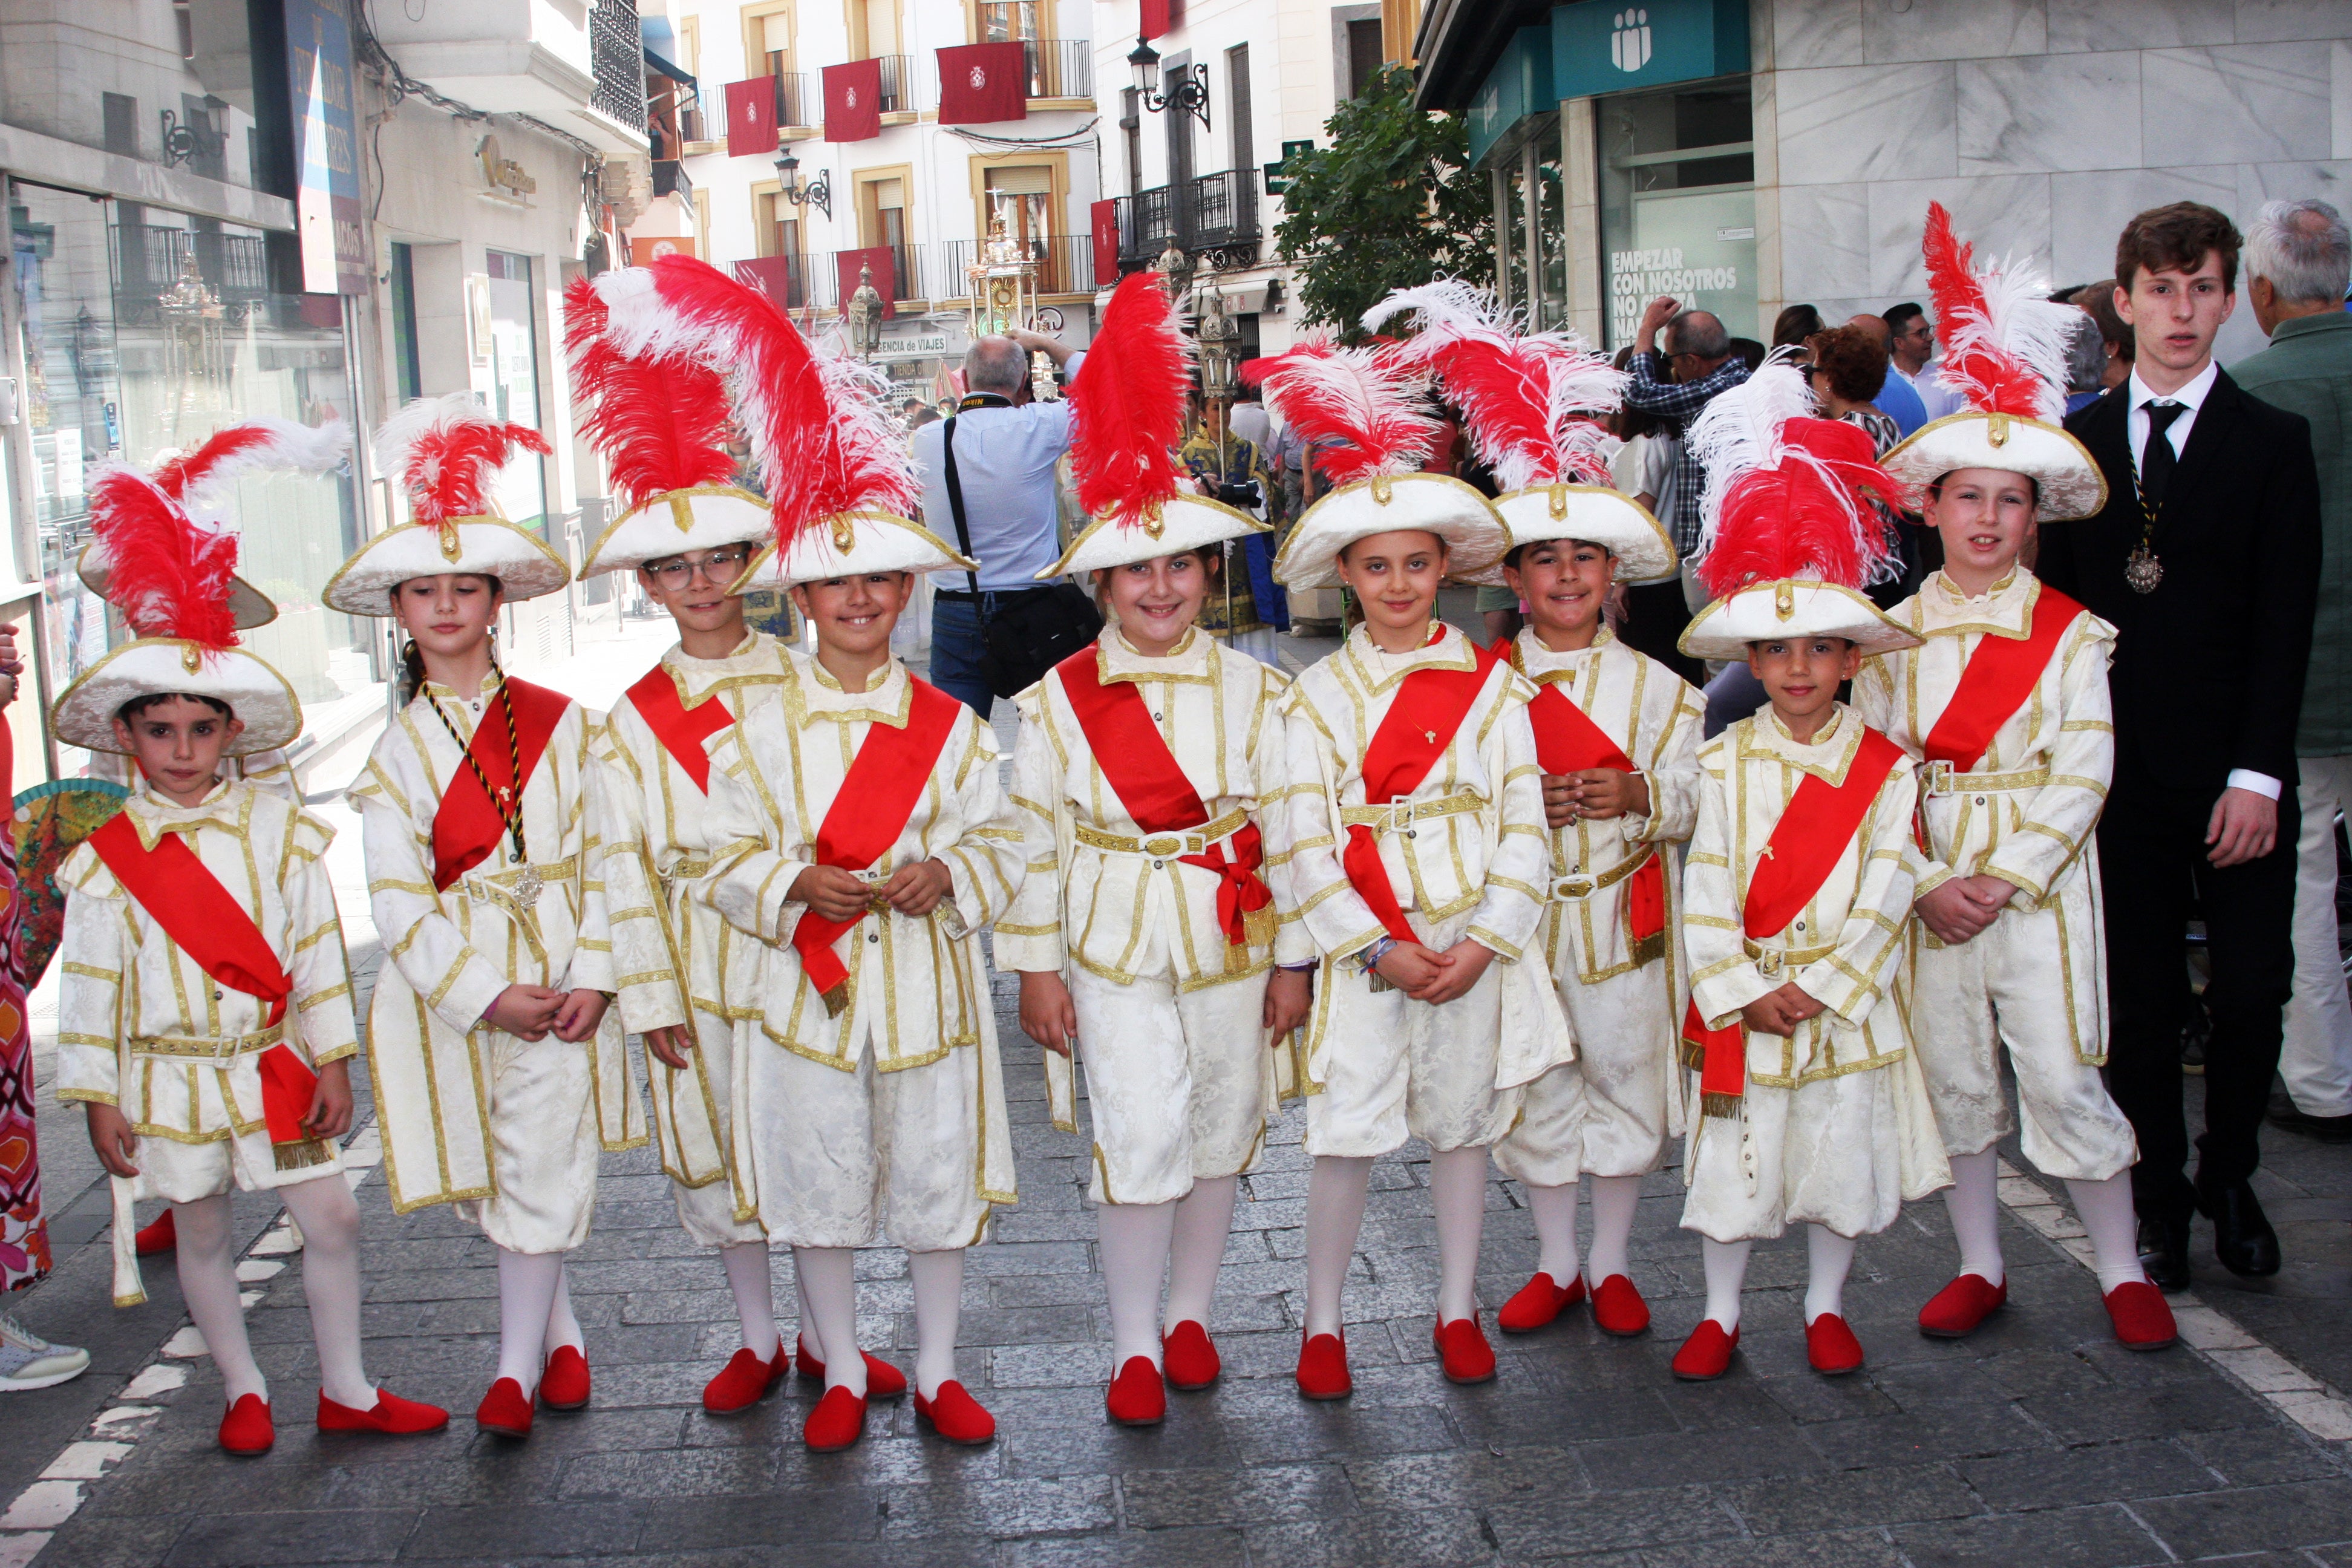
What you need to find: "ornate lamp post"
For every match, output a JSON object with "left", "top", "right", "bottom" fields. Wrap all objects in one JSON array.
[
  {"left": 1126, "top": 36, "right": 1211, "bottom": 129},
  {"left": 844, "top": 262, "right": 884, "bottom": 359},
  {"left": 772, "top": 145, "right": 832, "bottom": 220},
  {"left": 1155, "top": 238, "right": 1194, "bottom": 305}
]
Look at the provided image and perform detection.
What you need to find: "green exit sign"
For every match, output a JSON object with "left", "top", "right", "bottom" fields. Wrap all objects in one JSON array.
[{"left": 1265, "top": 139, "right": 1314, "bottom": 194}]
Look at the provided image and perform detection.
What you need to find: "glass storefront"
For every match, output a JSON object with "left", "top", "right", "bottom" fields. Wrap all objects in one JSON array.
[
  {"left": 1596, "top": 81, "right": 1756, "bottom": 349},
  {"left": 483, "top": 249, "right": 549, "bottom": 534},
  {"left": 11, "top": 182, "right": 367, "bottom": 774}
]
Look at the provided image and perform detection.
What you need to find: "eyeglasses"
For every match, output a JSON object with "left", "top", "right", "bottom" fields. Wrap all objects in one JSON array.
[{"left": 644, "top": 547, "right": 751, "bottom": 589}]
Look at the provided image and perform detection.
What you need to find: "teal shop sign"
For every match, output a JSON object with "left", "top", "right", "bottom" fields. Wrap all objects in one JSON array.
[
  {"left": 1468, "top": 25, "right": 1553, "bottom": 166},
  {"left": 1550, "top": 0, "right": 1749, "bottom": 101}
]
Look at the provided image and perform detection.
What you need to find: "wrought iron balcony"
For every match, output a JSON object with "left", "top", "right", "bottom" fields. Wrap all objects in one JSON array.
[
  {"left": 1113, "top": 169, "right": 1261, "bottom": 270},
  {"left": 935, "top": 234, "right": 1097, "bottom": 299},
  {"left": 587, "top": 0, "right": 647, "bottom": 135}
]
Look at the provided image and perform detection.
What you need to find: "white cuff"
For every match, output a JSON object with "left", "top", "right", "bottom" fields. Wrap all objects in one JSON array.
[{"left": 2226, "top": 769, "right": 2283, "bottom": 802}]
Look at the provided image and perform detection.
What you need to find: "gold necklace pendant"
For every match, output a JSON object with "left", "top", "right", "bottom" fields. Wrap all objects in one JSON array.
[{"left": 2125, "top": 546, "right": 2163, "bottom": 594}]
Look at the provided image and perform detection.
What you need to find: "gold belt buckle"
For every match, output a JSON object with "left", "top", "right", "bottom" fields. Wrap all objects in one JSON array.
[
  {"left": 1755, "top": 948, "right": 1785, "bottom": 977},
  {"left": 1550, "top": 873, "right": 1594, "bottom": 901},
  {"left": 1142, "top": 835, "right": 1183, "bottom": 857},
  {"left": 1921, "top": 759, "right": 1954, "bottom": 798}
]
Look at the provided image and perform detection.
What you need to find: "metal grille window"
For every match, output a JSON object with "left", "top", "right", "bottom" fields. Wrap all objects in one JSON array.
[{"left": 588, "top": 0, "right": 648, "bottom": 132}]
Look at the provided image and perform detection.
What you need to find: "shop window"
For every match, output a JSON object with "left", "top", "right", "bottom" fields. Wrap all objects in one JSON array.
[
  {"left": 1596, "top": 82, "right": 1757, "bottom": 349},
  {"left": 482, "top": 250, "right": 548, "bottom": 535}
]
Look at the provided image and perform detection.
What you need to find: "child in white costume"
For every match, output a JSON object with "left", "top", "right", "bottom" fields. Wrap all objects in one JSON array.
[
  {"left": 1373, "top": 283, "right": 1705, "bottom": 1339},
  {"left": 54, "top": 420, "right": 446, "bottom": 1455},
  {"left": 1004, "top": 275, "right": 1313, "bottom": 1427},
  {"left": 1260, "top": 337, "right": 1573, "bottom": 1401},
  {"left": 1860, "top": 203, "right": 2173, "bottom": 1351},
  {"left": 332, "top": 396, "right": 645, "bottom": 1440},
  {"left": 603, "top": 256, "right": 1021, "bottom": 1455},
  {"left": 1670, "top": 361, "right": 1950, "bottom": 1383}
]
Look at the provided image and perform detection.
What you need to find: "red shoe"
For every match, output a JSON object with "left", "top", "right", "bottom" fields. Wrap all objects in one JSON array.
[
  {"left": 218, "top": 1393, "right": 274, "bottom": 1455},
  {"left": 703, "top": 1345, "right": 791, "bottom": 1414},
  {"left": 1161, "top": 1321, "right": 1220, "bottom": 1390},
  {"left": 317, "top": 1388, "right": 448, "bottom": 1434},
  {"left": 134, "top": 1209, "right": 178, "bottom": 1257},
  {"left": 913, "top": 1380, "right": 996, "bottom": 1445},
  {"left": 474, "top": 1377, "right": 534, "bottom": 1439},
  {"left": 1106, "top": 1356, "right": 1166, "bottom": 1426},
  {"left": 1497, "top": 1272, "right": 1586, "bottom": 1333},
  {"left": 803, "top": 1385, "right": 866, "bottom": 1452},
  {"left": 1918, "top": 1273, "right": 2007, "bottom": 1339},
  {"left": 1806, "top": 1313, "right": 1865, "bottom": 1376},
  {"left": 1432, "top": 1316, "right": 1497, "bottom": 1385},
  {"left": 538, "top": 1345, "right": 590, "bottom": 1411},
  {"left": 1591, "top": 1275, "right": 1651, "bottom": 1337},
  {"left": 795, "top": 1341, "right": 910, "bottom": 1399},
  {"left": 1296, "top": 1333, "right": 1351, "bottom": 1401},
  {"left": 2104, "top": 1280, "right": 2179, "bottom": 1351},
  {"left": 1670, "top": 1320, "right": 1739, "bottom": 1381}
]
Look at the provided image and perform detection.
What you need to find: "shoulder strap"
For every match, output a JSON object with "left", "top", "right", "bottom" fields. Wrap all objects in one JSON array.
[
  {"left": 1742, "top": 728, "right": 1906, "bottom": 940},
  {"left": 941, "top": 414, "right": 981, "bottom": 596}
]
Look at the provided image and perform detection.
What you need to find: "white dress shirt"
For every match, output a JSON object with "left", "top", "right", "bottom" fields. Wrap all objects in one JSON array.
[
  {"left": 2125, "top": 362, "right": 2278, "bottom": 801},
  {"left": 909, "top": 351, "right": 1087, "bottom": 592}
]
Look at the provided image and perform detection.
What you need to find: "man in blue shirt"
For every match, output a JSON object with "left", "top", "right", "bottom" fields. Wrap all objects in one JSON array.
[{"left": 909, "top": 328, "right": 1085, "bottom": 716}]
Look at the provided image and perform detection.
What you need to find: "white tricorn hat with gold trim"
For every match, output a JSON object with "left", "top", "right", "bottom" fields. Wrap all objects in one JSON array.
[
  {"left": 49, "top": 421, "right": 342, "bottom": 754},
  {"left": 324, "top": 393, "right": 569, "bottom": 615},
  {"left": 1041, "top": 271, "right": 1272, "bottom": 579},
  {"left": 1878, "top": 203, "right": 2108, "bottom": 523},
  {"left": 1255, "top": 337, "right": 1507, "bottom": 591},
  {"left": 590, "top": 254, "right": 974, "bottom": 593},
  {"left": 1366, "top": 280, "right": 1676, "bottom": 584},
  {"left": 1677, "top": 359, "right": 1922, "bottom": 662},
  {"left": 563, "top": 269, "right": 774, "bottom": 575}
]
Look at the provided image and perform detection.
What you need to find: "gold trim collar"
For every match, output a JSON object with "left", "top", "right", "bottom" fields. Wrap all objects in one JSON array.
[
  {"left": 1097, "top": 626, "right": 1211, "bottom": 685},
  {"left": 1740, "top": 702, "right": 1867, "bottom": 785},
  {"left": 793, "top": 652, "right": 914, "bottom": 729},
  {"left": 127, "top": 778, "right": 246, "bottom": 846},
  {"left": 1344, "top": 622, "right": 1477, "bottom": 695},
  {"left": 1921, "top": 567, "right": 2039, "bottom": 640}
]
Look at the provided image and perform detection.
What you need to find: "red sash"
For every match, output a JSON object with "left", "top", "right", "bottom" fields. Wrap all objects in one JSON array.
[
  {"left": 1523, "top": 676, "right": 1666, "bottom": 945},
  {"left": 626, "top": 665, "right": 736, "bottom": 794},
  {"left": 1919, "top": 586, "right": 2080, "bottom": 773},
  {"left": 789, "top": 679, "right": 965, "bottom": 1008},
  {"left": 431, "top": 678, "right": 573, "bottom": 891},
  {"left": 1344, "top": 637, "right": 1503, "bottom": 946},
  {"left": 1681, "top": 727, "right": 1906, "bottom": 1116},
  {"left": 88, "top": 814, "right": 327, "bottom": 1168},
  {"left": 1054, "top": 645, "right": 1270, "bottom": 953}
]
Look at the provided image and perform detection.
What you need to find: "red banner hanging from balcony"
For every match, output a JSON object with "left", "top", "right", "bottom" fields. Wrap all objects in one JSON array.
[
  {"left": 733, "top": 257, "right": 803, "bottom": 316},
  {"left": 937, "top": 42, "right": 1027, "bottom": 125},
  {"left": 1090, "top": 200, "right": 1120, "bottom": 288},
  {"left": 1140, "top": 0, "right": 1174, "bottom": 39},
  {"left": 835, "top": 246, "right": 897, "bottom": 321},
  {"left": 724, "top": 78, "right": 779, "bottom": 158},
  {"left": 823, "top": 60, "right": 883, "bottom": 142}
]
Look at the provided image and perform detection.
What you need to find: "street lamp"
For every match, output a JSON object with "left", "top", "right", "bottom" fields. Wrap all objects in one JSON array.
[
  {"left": 845, "top": 263, "right": 884, "bottom": 359},
  {"left": 1127, "top": 36, "right": 1210, "bottom": 131},
  {"left": 773, "top": 145, "right": 832, "bottom": 220},
  {"left": 1195, "top": 276, "right": 1237, "bottom": 405},
  {"left": 1155, "top": 238, "right": 1193, "bottom": 304}
]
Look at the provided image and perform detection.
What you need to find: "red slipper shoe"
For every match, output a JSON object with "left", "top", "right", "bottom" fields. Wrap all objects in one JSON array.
[
  {"left": 1670, "top": 1320, "right": 1739, "bottom": 1381},
  {"left": 1917, "top": 1274, "right": 2007, "bottom": 1339},
  {"left": 1432, "top": 1316, "right": 1497, "bottom": 1385},
  {"left": 134, "top": 1209, "right": 178, "bottom": 1258},
  {"left": 1296, "top": 1333, "right": 1351, "bottom": 1401},
  {"left": 317, "top": 1388, "right": 449, "bottom": 1434},
  {"left": 913, "top": 1380, "right": 996, "bottom": 1445},
  {"left": 1161, "top": 1321, "right": 1220, "bottom": 1390},
  {"left": 219, "top": 1393, "right": 274, "bottom": 1455},
  {"left": 795, "top": 1342, "right": 909, "bottom": 1399},
  {"left": 2103, "top": 1279, "right": 2178, "bottom": 1351},
  {"left": 474, "top": 1377, "right": 534, "bottom": 1439},
  {"left": 1591, "top": 1275, "right": 1651, "bottom": 1337},
  {"left": 803, "top": 1385, "right": 866, "bottom": 1452},
  {"left": 538, "top": 1345, "right": 590, "bottom": 1411},
  {"left": 1106, "top": 1356, "right": 1166, "bottom": 1426},
  {"left": 703, "top": 1345, "right": 791, "bottom": 1414},
  {"left": 1497, "top": 1272, "right": 1586, "bottom": 1333},
  {"left": 1806, "top": 1313, "right": 1865, "bottom": 1376}
]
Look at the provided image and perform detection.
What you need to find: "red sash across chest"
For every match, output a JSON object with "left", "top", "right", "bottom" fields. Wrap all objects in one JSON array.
[
  {"left": 1919, "top": 586, "right": 2080, "bottom": 773},
  {"left": 626, "top": 664, "right": 737, "bottom": 794},
  {"left": 1345, "top": 637, "right": 1503, "bottom": 946},
  {"left": 88, "top": 812, "right": 325, "bottom": 1166},
  {"left": 1512, "top": 647, "right": 1667, "bottom": 946},
  {"left": 1052, "top": 644, "right": 1270, "bottom": 952},
  {"left": 1681, "top": 726, "right": 1906, "bottom": 1114},
  {"left": 430, "top": 678, "right": 573, "bottom": 891}
]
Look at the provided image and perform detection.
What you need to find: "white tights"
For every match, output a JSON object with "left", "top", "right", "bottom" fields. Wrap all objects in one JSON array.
[
  {"left": 1523, "top": 1173, "right": 1644, "bottom": 1287},
  {"left": 1696, "top": 1224, "right": 1859, "bottom": 1330},
  {"left": 719, "top": 1243, "right": 782, "bottom": 1361},
  {"left": 1304, "top": 1149, "right": 1492, "bottom": 1337},
  {"left": 492, "top": 1250, "right": 583, "bottom": 1396},
  {"left": 174, "top": 1177, "right": 373, "bottom": 1410},
  {"left": 1093, "top": 1174, "right": 1242, "bottom": 1371},
  {"left": 794, "top": 1246, "right": 969, "bottom": 1400},
  {"left": 1941, "top": 1152, "right": 2147, "bottom": 1295}
]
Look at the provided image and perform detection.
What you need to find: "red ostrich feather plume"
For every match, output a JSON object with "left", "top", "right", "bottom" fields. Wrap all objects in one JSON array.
[
  {"left": 1069, "top": 273, "right": 1191, "bottom": 526},
  {"left": 1922, "top": 202, "right": 2071, "bottom": 422},
  {"left": 563, "top": 274, "right": 737, "bottom": 510},
  {"left": 150, "top": 417, "right": 350, "bottom": 510},
  {"left": 372, "top": 393, "right": 552, "bottom": 526},
  {"left": 1247, "top": 336, "right": 1438, "bottom": 488},
  {"left": 87, "top": 468, "right": 241, "bottom": 648}
]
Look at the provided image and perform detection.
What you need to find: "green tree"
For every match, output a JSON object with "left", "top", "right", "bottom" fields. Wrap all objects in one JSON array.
[{"left": 1272, "top": 65, "right": 1495, "bottom": 338}]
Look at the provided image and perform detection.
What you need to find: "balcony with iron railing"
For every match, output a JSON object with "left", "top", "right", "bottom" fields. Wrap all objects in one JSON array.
[
  {"left": 691, "top": 73, "right": 815, "bottom": 149},
  {"left": 874, "top": 55, "right": 918, "bottom": 116},
  {"left": 935, "top": 234, "right": 1097, "bottom": 299},
  {"left": 114, "top": 225, "right": 272, "bottom": 322},
  {"left": 1114, "top": 170, "right": 1262, "bottom": 268},
  {"left": 736, "top": 237, "right": 1098, "bottom": 318},
  {"left": 586, "top": 0, "right": 647, "bottom": 136},
  {"left": 367, "top": 0, "right": 650, "bottom": 153}
]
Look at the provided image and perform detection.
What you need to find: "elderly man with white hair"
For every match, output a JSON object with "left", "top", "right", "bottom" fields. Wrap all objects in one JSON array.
[{"left": 2235, "top": 197, "right": 2352, "bottom": 1145}]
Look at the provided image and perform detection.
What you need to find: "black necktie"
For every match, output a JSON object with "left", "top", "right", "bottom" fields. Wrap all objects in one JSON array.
[{"left": 2141, "top": 401, "right": 2186, "bottom": 511}]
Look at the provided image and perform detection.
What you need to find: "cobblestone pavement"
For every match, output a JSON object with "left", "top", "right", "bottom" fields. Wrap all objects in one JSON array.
[{"left": 7, "top": 611, "right": 2352, "bottom": 1566}]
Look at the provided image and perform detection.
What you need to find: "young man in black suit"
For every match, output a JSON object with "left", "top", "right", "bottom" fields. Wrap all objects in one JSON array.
[{"left": 2037, "top": 203, "right": 2322, "bottom": 1287}]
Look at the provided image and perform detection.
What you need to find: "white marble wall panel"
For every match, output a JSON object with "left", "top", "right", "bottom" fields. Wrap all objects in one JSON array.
[
  {"left": 1958, "top": 51, "right": 2143, "bottom": 173},
  {"left": 2047, "top": 0, "right": 2234, "bottom": 51},
  {"left": 1777, "top": 182, "right": 1872, "bottom": 299},
  {"left": 2335, "top": 41, "right": 2352, "bottom": 157},
  {"left": 1865, "top": 173, "right": 2054, "bottom": 295},
  {"left": 2047, "top": 164, "right": 2240, "bottom": 282},
  {"left": 2142, "top": 45, "right": 2333, "bottom": 162},
  {"left": 2238, "top": 157, "right": 2352, "bottom": 209},
  {"left": 1771, "top": 0, "right": 1863, "bottom": 70},
  {"left": 1775, "top": 62, "right": 1957, "bottom": 185},
  {"left": 2235, "top": 0, "right": 2352, "bottom": 43},
  {"left": 1862, "top": 0, "right": 2044, "bottom": 64}
]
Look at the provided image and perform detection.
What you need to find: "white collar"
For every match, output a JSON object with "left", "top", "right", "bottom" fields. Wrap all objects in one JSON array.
[{"left": 2128, "top": 361, "right": 2218, "bottom": 414}]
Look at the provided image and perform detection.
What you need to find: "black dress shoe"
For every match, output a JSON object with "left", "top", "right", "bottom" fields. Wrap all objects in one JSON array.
[
  {"left": 2138, "top": 1215, "right": 2192, "bottom": 1292},
  {"left": 2197, "top": 1180, "right": 2282, "bottom": 1278},
  {"left": 2267, "top": 1091, "right": 2352, "bottom": 1144}
]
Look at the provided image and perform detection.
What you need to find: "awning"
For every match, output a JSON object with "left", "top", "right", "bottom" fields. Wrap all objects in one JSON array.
[{"left": 644, "top": 47, "right": 697, "bottom": 91}]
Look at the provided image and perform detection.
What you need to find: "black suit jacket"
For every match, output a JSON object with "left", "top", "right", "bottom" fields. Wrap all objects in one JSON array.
[{"left": 2039, "top": 370, "right": 2322, "bottom": 799}]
